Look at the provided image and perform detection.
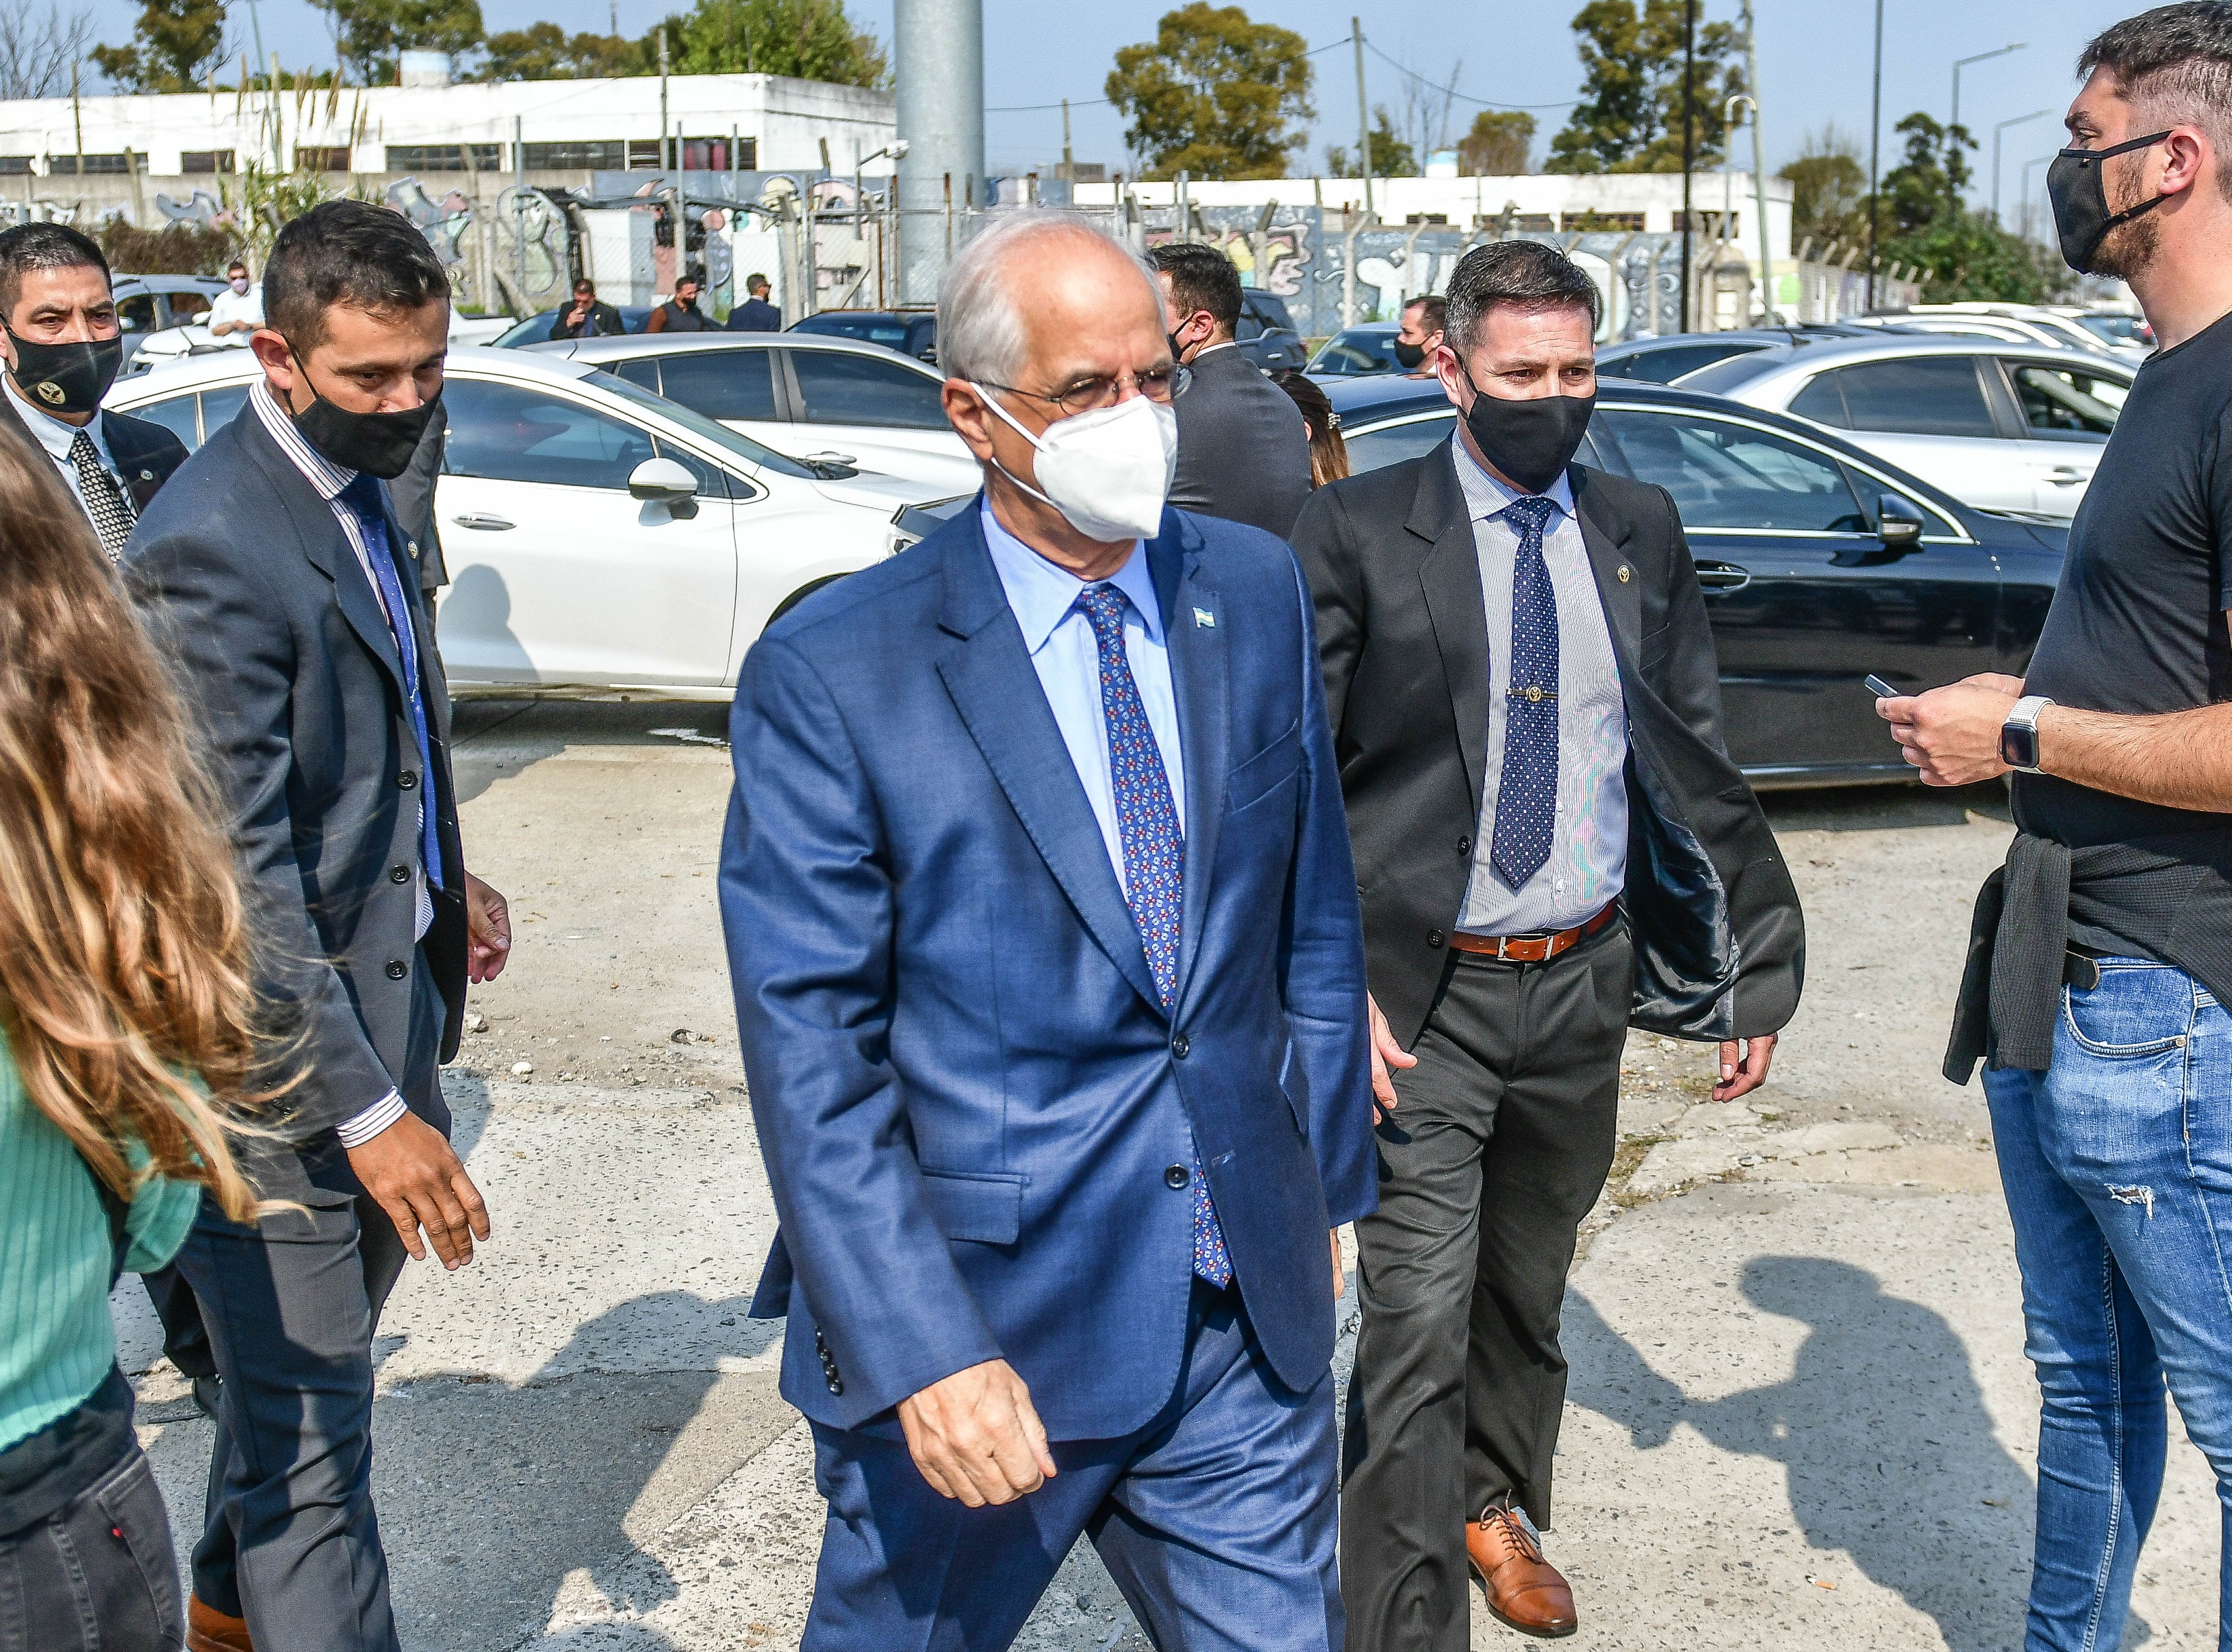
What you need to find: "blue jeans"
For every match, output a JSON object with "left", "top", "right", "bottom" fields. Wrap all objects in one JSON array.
[{"left": 1985, "top": 956, "right": 2232, "bottom": 1652}]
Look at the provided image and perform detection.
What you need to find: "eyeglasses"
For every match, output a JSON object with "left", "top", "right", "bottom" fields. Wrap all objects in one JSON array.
[{"left": 979, "top": 362, "right": 1191, "bottom": 417}]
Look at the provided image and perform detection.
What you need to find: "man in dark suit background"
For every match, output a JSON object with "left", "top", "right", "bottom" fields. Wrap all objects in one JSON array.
[
  {"left": 550, "top": 276, "right": 624, "bottom": 340},
  {"left": 726, "top": 272, "right": 782, "bottom": 330},
  {"left": 1149, "top": 240, "right": 1311, "bottom": 538},
  {"left": 725, "top": 211, "right": 1376, "bottom": 1649},
  {"left": 1292, "top": 240, "right": 1804, "bottom": 1648},
  {"left": 127, "top": 199, "right": 512, "bottom": 1652},
  {"left": 0, "top": 223, "right": 186, "bottom": 562}
]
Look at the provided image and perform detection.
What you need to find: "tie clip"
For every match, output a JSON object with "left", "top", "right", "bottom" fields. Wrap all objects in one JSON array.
[{"left": 1508, "top": 685, "right": 1557, "bottom": 704}]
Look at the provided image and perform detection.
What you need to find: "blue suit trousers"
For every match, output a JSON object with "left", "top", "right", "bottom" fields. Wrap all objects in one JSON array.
[{"left": 804, "top": 1284, "right": 1343, "bottom": 1652}]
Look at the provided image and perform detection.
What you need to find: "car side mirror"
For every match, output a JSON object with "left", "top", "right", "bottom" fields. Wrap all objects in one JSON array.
[
  {"left": 629, "top": 456, "right": 699, "bottom": 519},
  {"left": 1877, "top": 492, "right": 1926, "bottom": 553}
]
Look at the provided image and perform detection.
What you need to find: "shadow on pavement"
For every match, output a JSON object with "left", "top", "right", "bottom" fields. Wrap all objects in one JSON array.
[
  {"left": 1759, "top": 779, "right": 2011, "bottom": 834},
  {"left": 1566, "top": 1257, "right": 2073, "bottom": 1652}
]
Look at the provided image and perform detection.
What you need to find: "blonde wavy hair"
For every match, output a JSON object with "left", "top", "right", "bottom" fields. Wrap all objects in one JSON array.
[{"left": 0, "top": 432, "right": 264, "bottom": 1222}]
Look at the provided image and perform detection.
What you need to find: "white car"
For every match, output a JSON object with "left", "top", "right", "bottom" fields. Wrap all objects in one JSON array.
[
  {"left": 128, "top": 307, "right": 517, "bottom": 374},
  {"left": 529, "top": 331, "right": 982, "bottom": 493},
  {"left": 107, "top": 347, "right": 963, "bottom": 699},
  {"left": 1678, "top": 335, "right": 2134, "bottom": 518}
]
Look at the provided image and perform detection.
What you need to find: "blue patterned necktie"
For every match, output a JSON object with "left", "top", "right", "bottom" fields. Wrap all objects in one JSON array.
[
  {"left": 1490, "top": 494, "right": 1563, "bottom": 891},
  {"left": 341, "top": 473, "right": 445, "bottom": 893},
  {"left": 1074, "top": 584, "right": 1231, "bottom": 1289}
]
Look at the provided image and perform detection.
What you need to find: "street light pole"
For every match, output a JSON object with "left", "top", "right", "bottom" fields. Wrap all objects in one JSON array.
[
  {"left": 1867, "top": 0, "right": 1883, "bottom": 309},
  {"left": 1353, "top": 17, "right": 1373, "bottom": 221},
  {"left": 1951, "top": 42, "right": 2026, "bottom": 207},
  {"left": 2021, "top": 153, "right": 2054, "bottom": 241},
  {"left": 1742, "top": 0, "right": 1777, "bottom": 323},
  {"left": 1992, "top": 109, "right": 2052, "bottom": 220},
  {"left": 1680, "top": 0, "right": 1696, "bottom": 332}
]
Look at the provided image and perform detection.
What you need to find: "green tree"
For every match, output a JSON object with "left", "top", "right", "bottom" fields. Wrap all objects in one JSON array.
[
  {"left": 91, "top": 0, "right": 226, "bottom": 92},
  {"left": 319, "top": 0, "right": 483, "bottom": 85},
  {"left": 1778, "top": 124, "right": 1868, "bottom": 250},
  {"left": 1106, "top": 3, "right": 1314, "bottom": 181},
  {"left": 1544, "top": 0, "right": 1744, "bottom": 174},
  {"left": 1325, "top": 107, "right": 1417, "bottom": 179},
  {"left": 477, "top": 21, "right": 640, "bottom": 79},
  {"left": 1458, "top": 110, "right": 1535, "bottom": 175},
  {"left": 1882, "top": 210, "right": 2067, "bottom": 303},
  {"left": 660, "top": 0, "right": 885, "bottom": 85},
  {"left": 1878, "top": 111, "right": 1974, "bottom": 236}
]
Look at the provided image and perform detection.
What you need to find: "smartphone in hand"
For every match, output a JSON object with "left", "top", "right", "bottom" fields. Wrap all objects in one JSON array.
[{"left": 1863, "top": 675, "right": 1898, "bottom": 698}]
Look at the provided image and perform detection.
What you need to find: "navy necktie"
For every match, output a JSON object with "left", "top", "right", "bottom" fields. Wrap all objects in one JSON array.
[
  {"left": 341, "top": 473, "right": 445, "bottom": 894},
  {"left": 1073, "top": 583, "right": 1231, "bottom": 1289},
  {"left": 1490, "top": 494, "right": 1563, "bottom": 891}
]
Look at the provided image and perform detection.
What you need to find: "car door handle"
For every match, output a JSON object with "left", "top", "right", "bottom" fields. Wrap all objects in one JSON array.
[
  {"left": 2044, "top": 466, "right": 2086, "bottom": 484},
  {"left": 1693, "top": 561, "right": 1752, "bottom": 592},
  {"left": 452, "top": 512, "right": 515, "bottom": 530}
]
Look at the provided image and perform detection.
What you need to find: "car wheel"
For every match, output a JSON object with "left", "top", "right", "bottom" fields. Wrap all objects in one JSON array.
[{"left": 769, "top": 575, "right": 848, "bottom": 625}]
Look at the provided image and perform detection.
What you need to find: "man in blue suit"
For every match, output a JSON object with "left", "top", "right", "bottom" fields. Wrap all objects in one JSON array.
[{"left": 721, "top": 212, "right": 1378, "bottom": 1649}]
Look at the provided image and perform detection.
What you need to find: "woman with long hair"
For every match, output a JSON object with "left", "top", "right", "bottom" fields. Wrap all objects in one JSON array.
[
  {"left": 0, "top": 432, "right": 262, "bottom": 1650},
  {"left": 1274, "top": 369, "right": 1351, "bottom": 487}
]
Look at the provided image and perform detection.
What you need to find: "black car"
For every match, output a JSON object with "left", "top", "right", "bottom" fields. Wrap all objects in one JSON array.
[
  {"left": 493, "top": 305, "right": 657, "bottom": 345},
  {"left": 790, "top": 309, "right": 938, "bottom": 362},
  {"left": 1235, "top": 290, "right": 1308, "bottom": 372},
  {"left": 1326, "top": 375, "right": 2067, "bottom": 788}
]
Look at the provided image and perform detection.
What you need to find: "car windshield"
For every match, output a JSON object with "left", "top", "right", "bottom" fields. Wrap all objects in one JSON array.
[
  {"left": 794, "top": 314, "right": 920, "bottom": 349},
  {"left": 588, "top": 368, "right": 819, "bottom": 478},
  {"left": 1601, "top": 341, "right": 1766, "bottom": 384},
  {"left": 494, "top": 306, "right": 652, "bottom": 346},
  {"left": 1309, "top": 330, "right": 1399, "bottom": 375}
]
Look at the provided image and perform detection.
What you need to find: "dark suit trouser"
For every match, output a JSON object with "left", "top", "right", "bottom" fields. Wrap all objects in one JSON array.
[
  {"left": 1340, "top": 922, "right": 1631, "bottom": 1652},
  {"left": 172, "top": 961, "right": 444, "bottom": 1652}
]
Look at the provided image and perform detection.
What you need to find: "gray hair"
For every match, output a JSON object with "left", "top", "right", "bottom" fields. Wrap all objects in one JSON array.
[
  {"left": 2082, "top": 4, "right": 2232, "bottom": 201},
  {"left": 937, "top": 211, "right": 1161, "bottom": 383},
  {"left": 1444, "top": 240, "right": 1603, "bottom": 356}
]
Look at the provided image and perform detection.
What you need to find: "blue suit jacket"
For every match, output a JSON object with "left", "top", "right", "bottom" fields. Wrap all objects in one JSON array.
[{"left": 722, "top": 500, "right": 1376, "bottom": 1439}]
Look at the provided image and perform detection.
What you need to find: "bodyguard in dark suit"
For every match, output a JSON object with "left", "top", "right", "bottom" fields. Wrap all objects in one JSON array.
[
  {"left": 725, "top": 213, "right": 1376, "bottom": 1650},
  {"left": 1293, "top": 241, "right": 1804, "bottom": 1648},
  {"left": 1149, "top": 240, "right": 1311, "bottom": 538},
  {"left": 0, "top": 223, "right": 186, "bottom": 562},
  {"left": 126, "top": 201, "right": 513, "bottom": 1652}
]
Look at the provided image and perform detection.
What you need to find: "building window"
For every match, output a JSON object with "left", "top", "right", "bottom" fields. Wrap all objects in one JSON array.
[
  {"left": 0, "top": 156, "right": 31, "bottom": 175},
  {"left": 523, "top": 140, "right": 628, "bottom": 171},
  {"left": 1564, "top": 210, "right": 1645, "bottom": 232},
  {"left": 182, "top": 150, "right": 235, "bottom": 174},
  {"left": 296, "top": 146, "right": 353, "bottom": 172},
  {"left": 49, "top": 153, "right": 144, "bottom": 175},
  {"left": 625, "top": 138, "right": 665, "bottom": 170},
  {"left": 384, "top": 144, "right": 501, "bottom": 173},
  {"left": 1671, "top": 210, "right": 1738, "bottom": 236}
]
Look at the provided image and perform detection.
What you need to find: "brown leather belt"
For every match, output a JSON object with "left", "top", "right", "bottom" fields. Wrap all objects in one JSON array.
[{"left": 1448, "top": 900, "right": 1619, "bottom": 964}]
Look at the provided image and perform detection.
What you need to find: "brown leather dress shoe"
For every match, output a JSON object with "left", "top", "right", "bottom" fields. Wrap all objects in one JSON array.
[
  {"left": 1465, "top": 1504, "right": 1577, "bottom": 1638},
  {"left": 185, "top": 1595, "right": 254, "bottom": 1652}
]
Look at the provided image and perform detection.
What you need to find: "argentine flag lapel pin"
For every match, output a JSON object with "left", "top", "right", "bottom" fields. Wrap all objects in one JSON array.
[{"left": 1193, "top": 606, "right": 1216, "bottom": 629}]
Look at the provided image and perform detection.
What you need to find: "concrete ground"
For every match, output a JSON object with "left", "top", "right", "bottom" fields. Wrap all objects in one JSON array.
[{"left": 115, "top": 702, "right": 2224, "bottom": 1650}]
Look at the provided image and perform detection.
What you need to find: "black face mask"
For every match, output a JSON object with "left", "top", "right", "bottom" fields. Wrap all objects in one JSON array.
[
  {"left": 288, "top": 374, "right": 440, "bottom": 480},
  {"left": 1393, "top": 339, "right": 1427, "bottom": 370},
  {"left": 2048, "top": 130, "right": 2173, "bottom": 274},
  {"left": 7, "top": 328, "right": 122, "bottom": 416},
  {"left": 1461, "top": 380, "right": 1595, "bottom": 495}
]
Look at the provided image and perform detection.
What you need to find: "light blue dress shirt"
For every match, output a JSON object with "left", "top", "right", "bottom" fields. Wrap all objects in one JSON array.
[
  {"left": 980, "top": 501, "right": 1187, "bottom": 894},
  {"left": 5, "top": 373, "right": 119, "bottom": 522}
]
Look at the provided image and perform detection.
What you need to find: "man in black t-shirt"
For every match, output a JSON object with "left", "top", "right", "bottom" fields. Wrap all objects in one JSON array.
[{"left": 1883, "top": 11, "right": 2232, "bottom": 1648}]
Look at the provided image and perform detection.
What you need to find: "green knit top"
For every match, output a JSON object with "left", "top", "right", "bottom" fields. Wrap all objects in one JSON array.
[{"left": 0, "top": 1033, "right": 201, "bottom": 1453}]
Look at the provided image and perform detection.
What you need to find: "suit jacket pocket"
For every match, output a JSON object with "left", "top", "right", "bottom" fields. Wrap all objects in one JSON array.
[
  {"left": 1227, "top": 721, "right": 1301, "bottom": 814},
  {"left": 919, "top": 1168, "right": 1025, "bottom": 1245}
]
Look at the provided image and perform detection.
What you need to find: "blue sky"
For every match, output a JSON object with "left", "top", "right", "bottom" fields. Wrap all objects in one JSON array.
[{"left": 87, "top": 0, "right": 2133, "bottom": 209}]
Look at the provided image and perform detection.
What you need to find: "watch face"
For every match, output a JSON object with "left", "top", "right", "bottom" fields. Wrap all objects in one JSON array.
[{"left": 2001, "top": 723, "right": 2039, "bottom": 771}]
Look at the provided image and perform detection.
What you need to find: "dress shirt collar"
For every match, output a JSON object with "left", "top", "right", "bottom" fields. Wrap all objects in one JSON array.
[
  {"left": 5, "top": 373, "right": 108, "bottom": 468},
  {"left": 979, "top": 498, "right": 1164, "bottom": 656},
  {"left": 250, "top": 378, "right": 354, "bottom": 501},
  {"left": 1191, "top": 339, "right": 1239, "bottom": 360},
  {"left": 1450, "top": 426, "right": 1576, "bottom": 527}
]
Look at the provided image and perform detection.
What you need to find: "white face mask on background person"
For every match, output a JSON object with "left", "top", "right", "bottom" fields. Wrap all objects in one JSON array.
[
  {"left": 229, "top": 276, "right": 249, "bottom": 295},
  {"left": 972, "top": 384, "right": 1178, "bottom": 544}
]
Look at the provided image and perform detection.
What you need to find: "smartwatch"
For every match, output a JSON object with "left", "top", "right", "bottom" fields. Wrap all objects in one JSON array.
[{"left": 2000, "top": 695, "right": 2054, "bottom": 773}]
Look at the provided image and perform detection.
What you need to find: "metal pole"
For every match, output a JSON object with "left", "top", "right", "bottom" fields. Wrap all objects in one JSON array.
[
  {"left": 894, "top": 0, "right": 985, "bottom": 303},
  {"left": 1867, "top": 0, "right": 1883, "bottom": 309},
  {"left": 1352, "top": 18, "right": 1373, "bottom": 220},
  {"left": 1061, "top": 98, "right": 1072, "bottom": 180},
  {"left": 2021, "top": 153, "right": 2053, "bottom": 242},
  {"left": 1743, "top": 0, "right": 1776, "bottom": 323},
  {"left": 514, "top": 115, "right": 527, "bottom": 310},
  {"left": 1951, "top": 44, "right": 2026, "bottom": 165},
  {"left": 1992, "top": 109, "right": 2051, "bottom": 219},
  {"left": 70, "top": 59, "right": 80, "bottom": 177},
  {"left": 1680, "top": 0, "right": 1695, "bottom": 331},
  {"left": 658, "top": 27, "right": 670, "bottom": 172}
]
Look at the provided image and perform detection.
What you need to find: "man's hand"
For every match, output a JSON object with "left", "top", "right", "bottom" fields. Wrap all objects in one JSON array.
[
  {"left": 1367, "top": 992, "right": 1416, "bottom": 1122},
  {"left": 345, "top": 1110, "right": 490, "bottom": 1268},
  {"left": 895, "top": 1359, "right": 1057, "bottom": 1507},
  {"left": 1332, "top": 1228, "right": 1346, "bottom": 1299},
  {"left": 1878, "top": 673, "right": 2025, "bottom": 787},
  {"left": 465, "top": 872, "right": 511, "bottom": 983},
  {"left": 1713, "top": 1033, "right": 1777, "bottom": 1103}
]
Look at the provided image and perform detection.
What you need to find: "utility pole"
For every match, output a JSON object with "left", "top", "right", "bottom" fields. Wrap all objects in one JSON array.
[
  {"left": 1352, "top": 18, "right": 1372, "bottom": 220},
  {"left": 1993, "top": 109, "right": 2051, "bottom": 219},
  {"left": 1679, "top": 0, "right": 1696, "bottom": 331},
  {"left": 658, "top": 26, "right": 670, "bottom": 172},
  {"left": 69, "top": 60, "right": 80, "bottom": 178},
  {"left": 1867, "top": 0, "right": 1884, "bottom": 309},
  {"left": 1061, "top": 98, "right": 1072, "bottom": 181},
  {"left": 513, "top": 114, "right": 527, "bottom": 311},
  {"left": 1742, "top": 0, "right": 1776, "bottom": 323}
]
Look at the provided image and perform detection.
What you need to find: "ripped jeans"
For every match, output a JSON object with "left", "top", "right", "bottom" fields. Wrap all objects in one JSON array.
[{"left": 1984, "top": 957, "right": 2232, "bottom": 1652}]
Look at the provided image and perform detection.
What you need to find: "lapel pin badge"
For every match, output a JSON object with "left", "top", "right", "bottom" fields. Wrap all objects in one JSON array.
[
  {"left": 1193, "top": 606, "right": 1216, "bottom": 629},
  {"left": 1617, "top": 564, "right": 1632, "bottom": 584}
]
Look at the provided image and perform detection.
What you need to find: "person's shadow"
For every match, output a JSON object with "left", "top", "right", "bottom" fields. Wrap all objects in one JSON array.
[{"left": 1567, "top": 1257, "right": 2085, "bottom": 1652}]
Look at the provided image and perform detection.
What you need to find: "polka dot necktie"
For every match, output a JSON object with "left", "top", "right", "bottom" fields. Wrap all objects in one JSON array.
[
  {"left": 1073, "top": 584, "right": 1231, "bottom": 1289},
  {"left": 1490, "top": 494, "right": 1563, "bottom": 891},
  {"left": 69, "top": 430, "right": 135, "bottom": 562}
]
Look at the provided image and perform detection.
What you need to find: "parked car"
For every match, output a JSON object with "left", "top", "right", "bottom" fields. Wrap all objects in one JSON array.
[
  {"left": 1677, "top": 335, "right": 2133, "bottom": 518},
  {"left": 1306, "top": 323, "right": 1404, "bottom": 376},
  {"left": 1898, "top": 302, "right": 2146, "bottom": 361},
  {"left": 1322, "top": 373, "right": 2067, "bottom": 789},
  {"left": 105, "top": 346, "right": 959, "bottom": 698},
  {"left": 1234, "top": 290, "right": 1308, "bottom": 371},
  {"left": 133, "top": 300, "right": 517, "bottom": 371},
  {"left": 2056, "top": 307, "right": 2154, "bottom": 353},
  {"left": 493, "top": 305, "right": 657, "bottom": 345},
  {"left": 790, "top": 309, "right": 938, "bottom": 362},
  {"left": 1597, "top": 324, "right": 1892, "bottom": 385},
  {"left": 107, "top": 274, "right": 229, "bottom": 371},
  {"left": 531, "top": 332, "right": 981, "bottom": 492}
]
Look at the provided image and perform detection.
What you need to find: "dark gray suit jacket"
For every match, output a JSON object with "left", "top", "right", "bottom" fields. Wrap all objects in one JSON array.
[
  {"left": 1169, "top": 342, "right": 1311, "bottom": 539},
  {"left": 125, "top": 407, "right": 469, "bottom": 1144},
  {"left": 0, "top": 393, "right": 189, "bottom": 514},
  {"left": 1293, "top": 438, "right": 1805, "bottom": 1047}
]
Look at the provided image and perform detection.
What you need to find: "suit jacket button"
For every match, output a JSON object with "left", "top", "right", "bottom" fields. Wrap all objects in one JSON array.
[
  {"left": 398, "top": 770, "right": 419, "bottom": 790},
  {"left": 384, "top": 959, "right": 408, "bottom": 979},
  {"left": 390, "top": 864, "right": 411, "bottom": 884},
  {"left": 1171, "top": 1033, "right": 1190, "bottom": 1059},
  {"left": 1165, "top": 1163, "right": 1190, "bottom": 1189},
  {"left": 1455, "top": 836, "right": 1471, "bottom": 855},
  {"left": 826, "top": 1374, "right": 844, "bottom": 1395},
  {"left": 138, "top": 469, "right": 153, "bottom": 481},
  {"left": 1428, "top": 929, "right": 1445, "bottom": 948}
]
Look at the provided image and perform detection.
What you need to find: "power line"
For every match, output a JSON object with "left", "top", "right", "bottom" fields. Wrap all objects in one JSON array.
[{"left": 1363, "top": 41, "right": 1578, "bottom": 111}]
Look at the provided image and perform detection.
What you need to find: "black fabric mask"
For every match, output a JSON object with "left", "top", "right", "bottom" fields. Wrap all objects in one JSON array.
[
  {"left": 7, "top": 328, "right": 122, "bottom": 416},
  {"left": 1461, "top": 381, "right": 1595, "bottom": 495},
  {"left": 2048, "top": 130, "right": 2173, "bottom": 273},
  {"left": 289, "top": 381, "right": 440, "bottom": 479},
  {"left": 1393, "top": 339, "right": 1427, "bottom": 370}
]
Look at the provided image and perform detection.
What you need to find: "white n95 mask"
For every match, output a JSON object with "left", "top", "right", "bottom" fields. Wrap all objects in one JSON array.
[{"left": 972, "top": 385, "right": 1178, "bottom": 544}]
